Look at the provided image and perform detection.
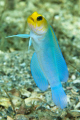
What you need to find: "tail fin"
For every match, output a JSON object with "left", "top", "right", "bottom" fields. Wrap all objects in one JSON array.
[{"left": 51, "top": 84, "right": 67, "bottom": 109}]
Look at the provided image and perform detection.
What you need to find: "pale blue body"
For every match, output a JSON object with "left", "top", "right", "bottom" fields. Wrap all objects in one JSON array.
[{"left": 7, "top": 26, "right": 68, "bottom": 109}]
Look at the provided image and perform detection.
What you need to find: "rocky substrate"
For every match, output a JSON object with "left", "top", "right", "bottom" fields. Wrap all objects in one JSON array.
[{"left": 0, "top": 50, "right": 80, "bottom": 120}]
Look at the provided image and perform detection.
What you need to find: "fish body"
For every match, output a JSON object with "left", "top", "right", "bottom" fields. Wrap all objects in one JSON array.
[
  {"left": 7, "top": 12, "right": 68, "bottom": 109},
  {"left": 30, "top": 25, "right": 68, "bottom": 109},
  {"left": 28, "top": 12, "right": 68, "bottom": 109}
]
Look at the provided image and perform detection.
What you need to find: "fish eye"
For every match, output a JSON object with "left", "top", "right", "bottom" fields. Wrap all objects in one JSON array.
[{"left": 37, "top": 16, "right": 43, "bottom": 21}]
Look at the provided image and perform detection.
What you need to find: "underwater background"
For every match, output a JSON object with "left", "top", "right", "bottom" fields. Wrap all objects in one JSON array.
[{"left": 0, "top": 0, "right": 80, "bottom": 119}]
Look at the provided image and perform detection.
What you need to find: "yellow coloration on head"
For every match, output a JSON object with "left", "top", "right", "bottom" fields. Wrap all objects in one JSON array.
[{"left": 27, "top": 12, "right": 48, "bottom": 35}]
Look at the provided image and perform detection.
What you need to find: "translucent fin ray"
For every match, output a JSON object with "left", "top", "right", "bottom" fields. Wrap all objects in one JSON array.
[{"left": 51, "top": 27, "right": 68, "bottom": 82}]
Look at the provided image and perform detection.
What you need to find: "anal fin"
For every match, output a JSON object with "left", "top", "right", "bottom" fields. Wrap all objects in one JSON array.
[{"left": 30, "top": 52, "right": 48, "bottom": 91}]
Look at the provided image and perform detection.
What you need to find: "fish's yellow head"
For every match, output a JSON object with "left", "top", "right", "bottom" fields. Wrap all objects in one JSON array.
[{"left": 27, "top": 12, "right": 48, "bottom": 35}]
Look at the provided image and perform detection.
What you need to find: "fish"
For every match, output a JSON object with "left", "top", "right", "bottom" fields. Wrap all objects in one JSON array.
[{"left": 6, "top": 12, "right": 68, "bottom": 109}]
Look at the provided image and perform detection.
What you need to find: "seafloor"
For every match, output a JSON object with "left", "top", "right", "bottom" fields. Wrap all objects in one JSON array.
[{"left": 0, "top": 0, "right": 80, "bottom": 120}]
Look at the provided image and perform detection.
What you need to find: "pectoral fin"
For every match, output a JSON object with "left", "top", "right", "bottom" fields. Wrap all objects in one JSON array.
[
  {"left": 6, "top": 34, "right": 30, "bottom": 38},
  {"left": 30, "top": 52, "right": 48, "bottom": 91}
]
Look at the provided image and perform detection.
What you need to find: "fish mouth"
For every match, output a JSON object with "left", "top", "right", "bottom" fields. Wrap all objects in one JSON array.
[
  {"left": 27, "top": 17, "right": 34, "bottom": 27},
  {"left": 29, "top": 17, "right": 34, "bottom": 22},
  {"left": 27, "top": 16, "right": 34, "bottom": 23}
]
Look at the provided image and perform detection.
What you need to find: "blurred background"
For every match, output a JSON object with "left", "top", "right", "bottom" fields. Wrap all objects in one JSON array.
[
  {"left": 0, "top": 0, "right": 80, "bottom": 119},
  {"left": 0, "top": 0, "right": 80, "bottom": 51},
  {"left": 0, "top": 0, "right": 80, "bottom": 74}
]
